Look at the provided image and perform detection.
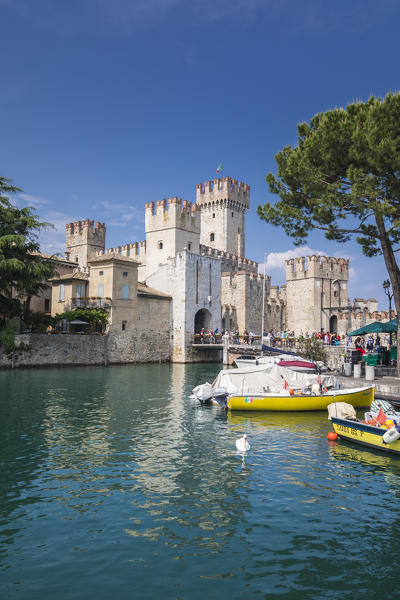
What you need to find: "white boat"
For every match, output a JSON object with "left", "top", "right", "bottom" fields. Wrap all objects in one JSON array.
[
  {"left": 234, "top": 354, "right": 294, "bottom": 368},
  {"left": 234, "top": 354, "right": 318, "bottom": 373}
]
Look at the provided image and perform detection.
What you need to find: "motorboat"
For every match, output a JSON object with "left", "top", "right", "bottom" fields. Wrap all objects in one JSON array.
[
  {"left": 192, "top": 363, "right": 374, "bottom": 411},
  {"left": 328, "top": 400, "right": 400, "bottom": 455},
  {"left": 234, "top": 354, "right": 317, "bottom": 369},
  {"left": 234, "top": 352, "right": 320, "bottom": 373},
  {"left": 277, "top": 359, "right": 317, "bottom": 373},
  {"left": 234, "top": 354, "right": 290, "bottom": 368}
]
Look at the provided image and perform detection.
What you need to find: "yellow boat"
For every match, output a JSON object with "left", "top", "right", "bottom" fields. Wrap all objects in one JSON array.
[
  {"left": 331, "top": 416, "right": 400, "bottom": 456},
  {"left": 227, "top": 386, "right": 374, "bottom": 411}
]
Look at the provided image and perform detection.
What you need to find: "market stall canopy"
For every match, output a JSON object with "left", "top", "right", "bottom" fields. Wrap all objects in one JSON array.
[{"left": 348, "top": 319, "right": 398, "bottom": 336}]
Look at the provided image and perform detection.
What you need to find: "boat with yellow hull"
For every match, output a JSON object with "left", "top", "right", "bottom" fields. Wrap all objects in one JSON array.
[
  {"left": 227, "top": 386, "right": 374, "bottom": 411},
  {"left": 331, "top": 416, "right": 400, "bottom": 456}
]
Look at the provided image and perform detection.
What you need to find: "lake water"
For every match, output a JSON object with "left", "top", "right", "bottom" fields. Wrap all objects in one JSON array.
[{"left": 1, "top": 363, "right": 400, "bottom": 600}]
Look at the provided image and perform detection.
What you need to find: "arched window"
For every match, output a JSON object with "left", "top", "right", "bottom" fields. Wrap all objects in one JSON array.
[
  {"left": 212, "top": 213, "right": 215, "bottom": 218},
  {"left": 158, "top": 241, "right": 163, "bottom": 250},
  {"left": 210, "top": 233, "right": 215, "bottom": 242},
  {"left": 332, "top": 279, "right": 340, "bottom": 298}
]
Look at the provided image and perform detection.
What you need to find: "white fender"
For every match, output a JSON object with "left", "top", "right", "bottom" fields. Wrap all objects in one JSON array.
[{"left": 382, "top": 427, "right": 400, "bottom": 444}]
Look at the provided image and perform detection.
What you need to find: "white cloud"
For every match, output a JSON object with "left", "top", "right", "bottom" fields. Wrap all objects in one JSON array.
[
  {"left": 37, "top": 210, "right": 76, "bottom": 256},
  {"left": 16, "top": 192, "right": 48, "bottom": 209},
  {"left": 11, "top": 193, "right": 71, "bottom": 255},
  {"left": 259, "top": 246, "right": 328, "bottom": 273},
  {"left": 92, "top": 199, "right": 145, "bottom": 225}
]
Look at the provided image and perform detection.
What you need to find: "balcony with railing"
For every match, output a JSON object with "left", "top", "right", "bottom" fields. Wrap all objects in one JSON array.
[{"left": 70, "top": 297, "right": 112, "bottom": 309}]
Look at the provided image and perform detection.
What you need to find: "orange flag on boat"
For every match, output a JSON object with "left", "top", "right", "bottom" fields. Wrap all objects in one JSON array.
[{"left": 376, "top": 408, "right": 387, "bottom": 425}]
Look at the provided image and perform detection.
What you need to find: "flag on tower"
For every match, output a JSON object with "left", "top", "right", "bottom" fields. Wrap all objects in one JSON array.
[{"left": 216, "top": 163, "right": 223, "bottom": 174}]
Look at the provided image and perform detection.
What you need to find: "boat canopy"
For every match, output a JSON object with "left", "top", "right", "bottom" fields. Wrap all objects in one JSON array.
[{"left": 212, "top": 364, "right": 335, "bottom": 395}]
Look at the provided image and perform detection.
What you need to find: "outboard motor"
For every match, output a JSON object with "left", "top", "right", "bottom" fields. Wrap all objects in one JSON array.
[{"left": 213, "top": 387, "right": 228, "bottom": 409}]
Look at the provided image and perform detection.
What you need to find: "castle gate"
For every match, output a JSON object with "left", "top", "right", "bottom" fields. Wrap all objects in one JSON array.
[{"left": 194, "top": 308, "right": 212, "bottom": 333}]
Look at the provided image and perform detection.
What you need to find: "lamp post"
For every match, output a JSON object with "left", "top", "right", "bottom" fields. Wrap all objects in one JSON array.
[{"left": 383, "top": 279, "right": 393, "bottom": 347}]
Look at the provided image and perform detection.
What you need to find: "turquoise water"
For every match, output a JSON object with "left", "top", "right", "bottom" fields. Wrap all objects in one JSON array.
[{"left": 1, "top": 363, "right": 400, "bottom": 600}]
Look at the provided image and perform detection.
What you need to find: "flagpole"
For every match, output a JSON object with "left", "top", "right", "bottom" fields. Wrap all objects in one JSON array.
[{"left": 261, "top": 252, "right": 266, "bottom": 356}]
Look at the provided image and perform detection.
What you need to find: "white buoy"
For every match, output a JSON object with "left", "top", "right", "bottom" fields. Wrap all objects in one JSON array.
[{"left": 236, "top": 434, "right": 251, "bottom": 452}]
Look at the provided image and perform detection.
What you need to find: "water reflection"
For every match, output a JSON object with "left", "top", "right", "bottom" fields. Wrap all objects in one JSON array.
[{"left": 2, "top": 364, "right": 400, "bottom": 599}]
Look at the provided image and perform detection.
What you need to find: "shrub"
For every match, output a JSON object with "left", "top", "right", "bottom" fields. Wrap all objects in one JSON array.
[
  {"left": 0, "top": 318, "right": 21, "bottom": 354},
  {"left": 298, "top": 337, "right": 327, "bottom": 363}
]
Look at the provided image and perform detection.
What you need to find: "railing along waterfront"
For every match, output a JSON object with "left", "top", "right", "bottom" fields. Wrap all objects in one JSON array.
[{"left": 191, "top": 334, "right": 347, "bottom": 351}]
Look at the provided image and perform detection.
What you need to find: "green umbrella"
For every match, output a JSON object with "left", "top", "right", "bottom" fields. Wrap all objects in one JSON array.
[{"left": 348, "top": 320, "right": 398, "bottom": 336}]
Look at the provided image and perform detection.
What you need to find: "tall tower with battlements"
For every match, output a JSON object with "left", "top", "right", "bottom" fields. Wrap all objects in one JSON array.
[
  {"left": 144, "top": 197, "right": 200, "bottom": 279},
  {"left": 196, "top": 177, "right": 250, "bottom": 257},
  {"left": 285, "top": 255, "right": 350, "bottom": 334},
  {"left": 65, "top": 220, "right": 106, "bottom": 268}
]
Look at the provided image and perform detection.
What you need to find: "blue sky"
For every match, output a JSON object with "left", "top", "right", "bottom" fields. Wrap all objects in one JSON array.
[{"left": 1, "top": 0, "right": 399, "bottom": 309}]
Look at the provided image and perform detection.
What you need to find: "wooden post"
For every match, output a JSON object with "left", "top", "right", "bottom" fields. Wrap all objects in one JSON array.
[{"left": 223, "top": 332, "right": 230, "bottom": 366}]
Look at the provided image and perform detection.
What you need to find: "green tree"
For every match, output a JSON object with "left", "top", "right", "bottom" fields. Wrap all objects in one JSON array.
[
  {"left": 53, "top": 308, "right": 108, "bottom": 332},
  {"left": 0, "top": 176, "right": 56, "bottom": 326},
  {"left": 258, "top": 93, "right": 400, "bottom": 370}
]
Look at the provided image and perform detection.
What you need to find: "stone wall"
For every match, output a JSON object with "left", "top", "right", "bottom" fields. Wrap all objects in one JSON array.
[
  {"left": 221, "top": 271, "right": 284, "bottom": 334},
  {"left": 0, "top": 330, "right": 170, "bottom": 369},
  {"left": 324, "top": 346, "right": 347, "bottom": 371},
  {"left": 106, "top": 327, "right": 170, "bottom": 364}
]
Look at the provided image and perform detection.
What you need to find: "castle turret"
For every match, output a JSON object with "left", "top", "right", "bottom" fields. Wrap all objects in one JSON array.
[
  {"left": 285, "top": 255, "right": 350, "bottom": 335},
  {"left": 65, "top": 220, "right": 106, "bottom": 268},
  {"left": 196, "top": 177, "right": 250, "bottom": 257},
  {"left": 144, "top": 197, "right": 200, "bottom": 278}
]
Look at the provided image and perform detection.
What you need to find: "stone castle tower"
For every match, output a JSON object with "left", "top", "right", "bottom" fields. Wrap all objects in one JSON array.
[
  {"left": 285, "top": 255, "right": 350, "bottom": 334},
  {"left": 65, "top": 220, "right": 106, "bottom": 267},
  {"left": 195, "top": 177, "right": 250, "bottom": 257},
  {"left": 144, "top": 198, "right": 200, "bottom": 279}
]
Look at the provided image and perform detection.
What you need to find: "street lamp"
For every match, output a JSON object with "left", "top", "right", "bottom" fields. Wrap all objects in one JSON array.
[{"left": 383, "top": 279, "right": 393, "bottom": 347}]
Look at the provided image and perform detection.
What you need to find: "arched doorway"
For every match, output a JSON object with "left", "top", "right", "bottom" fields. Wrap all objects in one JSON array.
[
  {"left": 329, "top": 315, "right": 338, "bottom": 334},
  {"left": 194, "top": 308, "right": 212, "bottom": 333}
]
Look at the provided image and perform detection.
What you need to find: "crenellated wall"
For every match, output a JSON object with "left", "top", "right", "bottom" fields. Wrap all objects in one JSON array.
[
  {"left": 285, "top": 255, "right": 350, "bottom": 281},
  {"left": 196, "top": 176, "right": 250, "bottom": 257},
  {"left": 65, "top": 220, "right": 106, "bottom": 267},
  {"left": 200, "top": 244, "right": 258, "bottom": 274},
  {"left": 285, "top": 255, "right": 350, "bottom": 335},
  {"left": 145, "top": 197, "right": 201, "bottom": 279},
  {"left": 195, "top": 177, "right": 250, "bottom": 209},
  {"left": 336, "top": 309, "right": 391, "bottom": 337},
  {"left": 221, "top": 270, "right": 284, "bottom": 334}
]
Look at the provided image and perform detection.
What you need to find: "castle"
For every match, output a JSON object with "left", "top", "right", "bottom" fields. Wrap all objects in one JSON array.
[{"left": 49, "top": 176, "right": 386, "bottom": 363}]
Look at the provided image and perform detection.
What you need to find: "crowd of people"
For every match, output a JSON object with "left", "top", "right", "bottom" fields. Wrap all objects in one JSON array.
[
  {"left": 197, "top": 328, "right": 258, "bottom": 344},
  {"left": 196, "top": 327, "right": 392, "bottom": 351}
]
